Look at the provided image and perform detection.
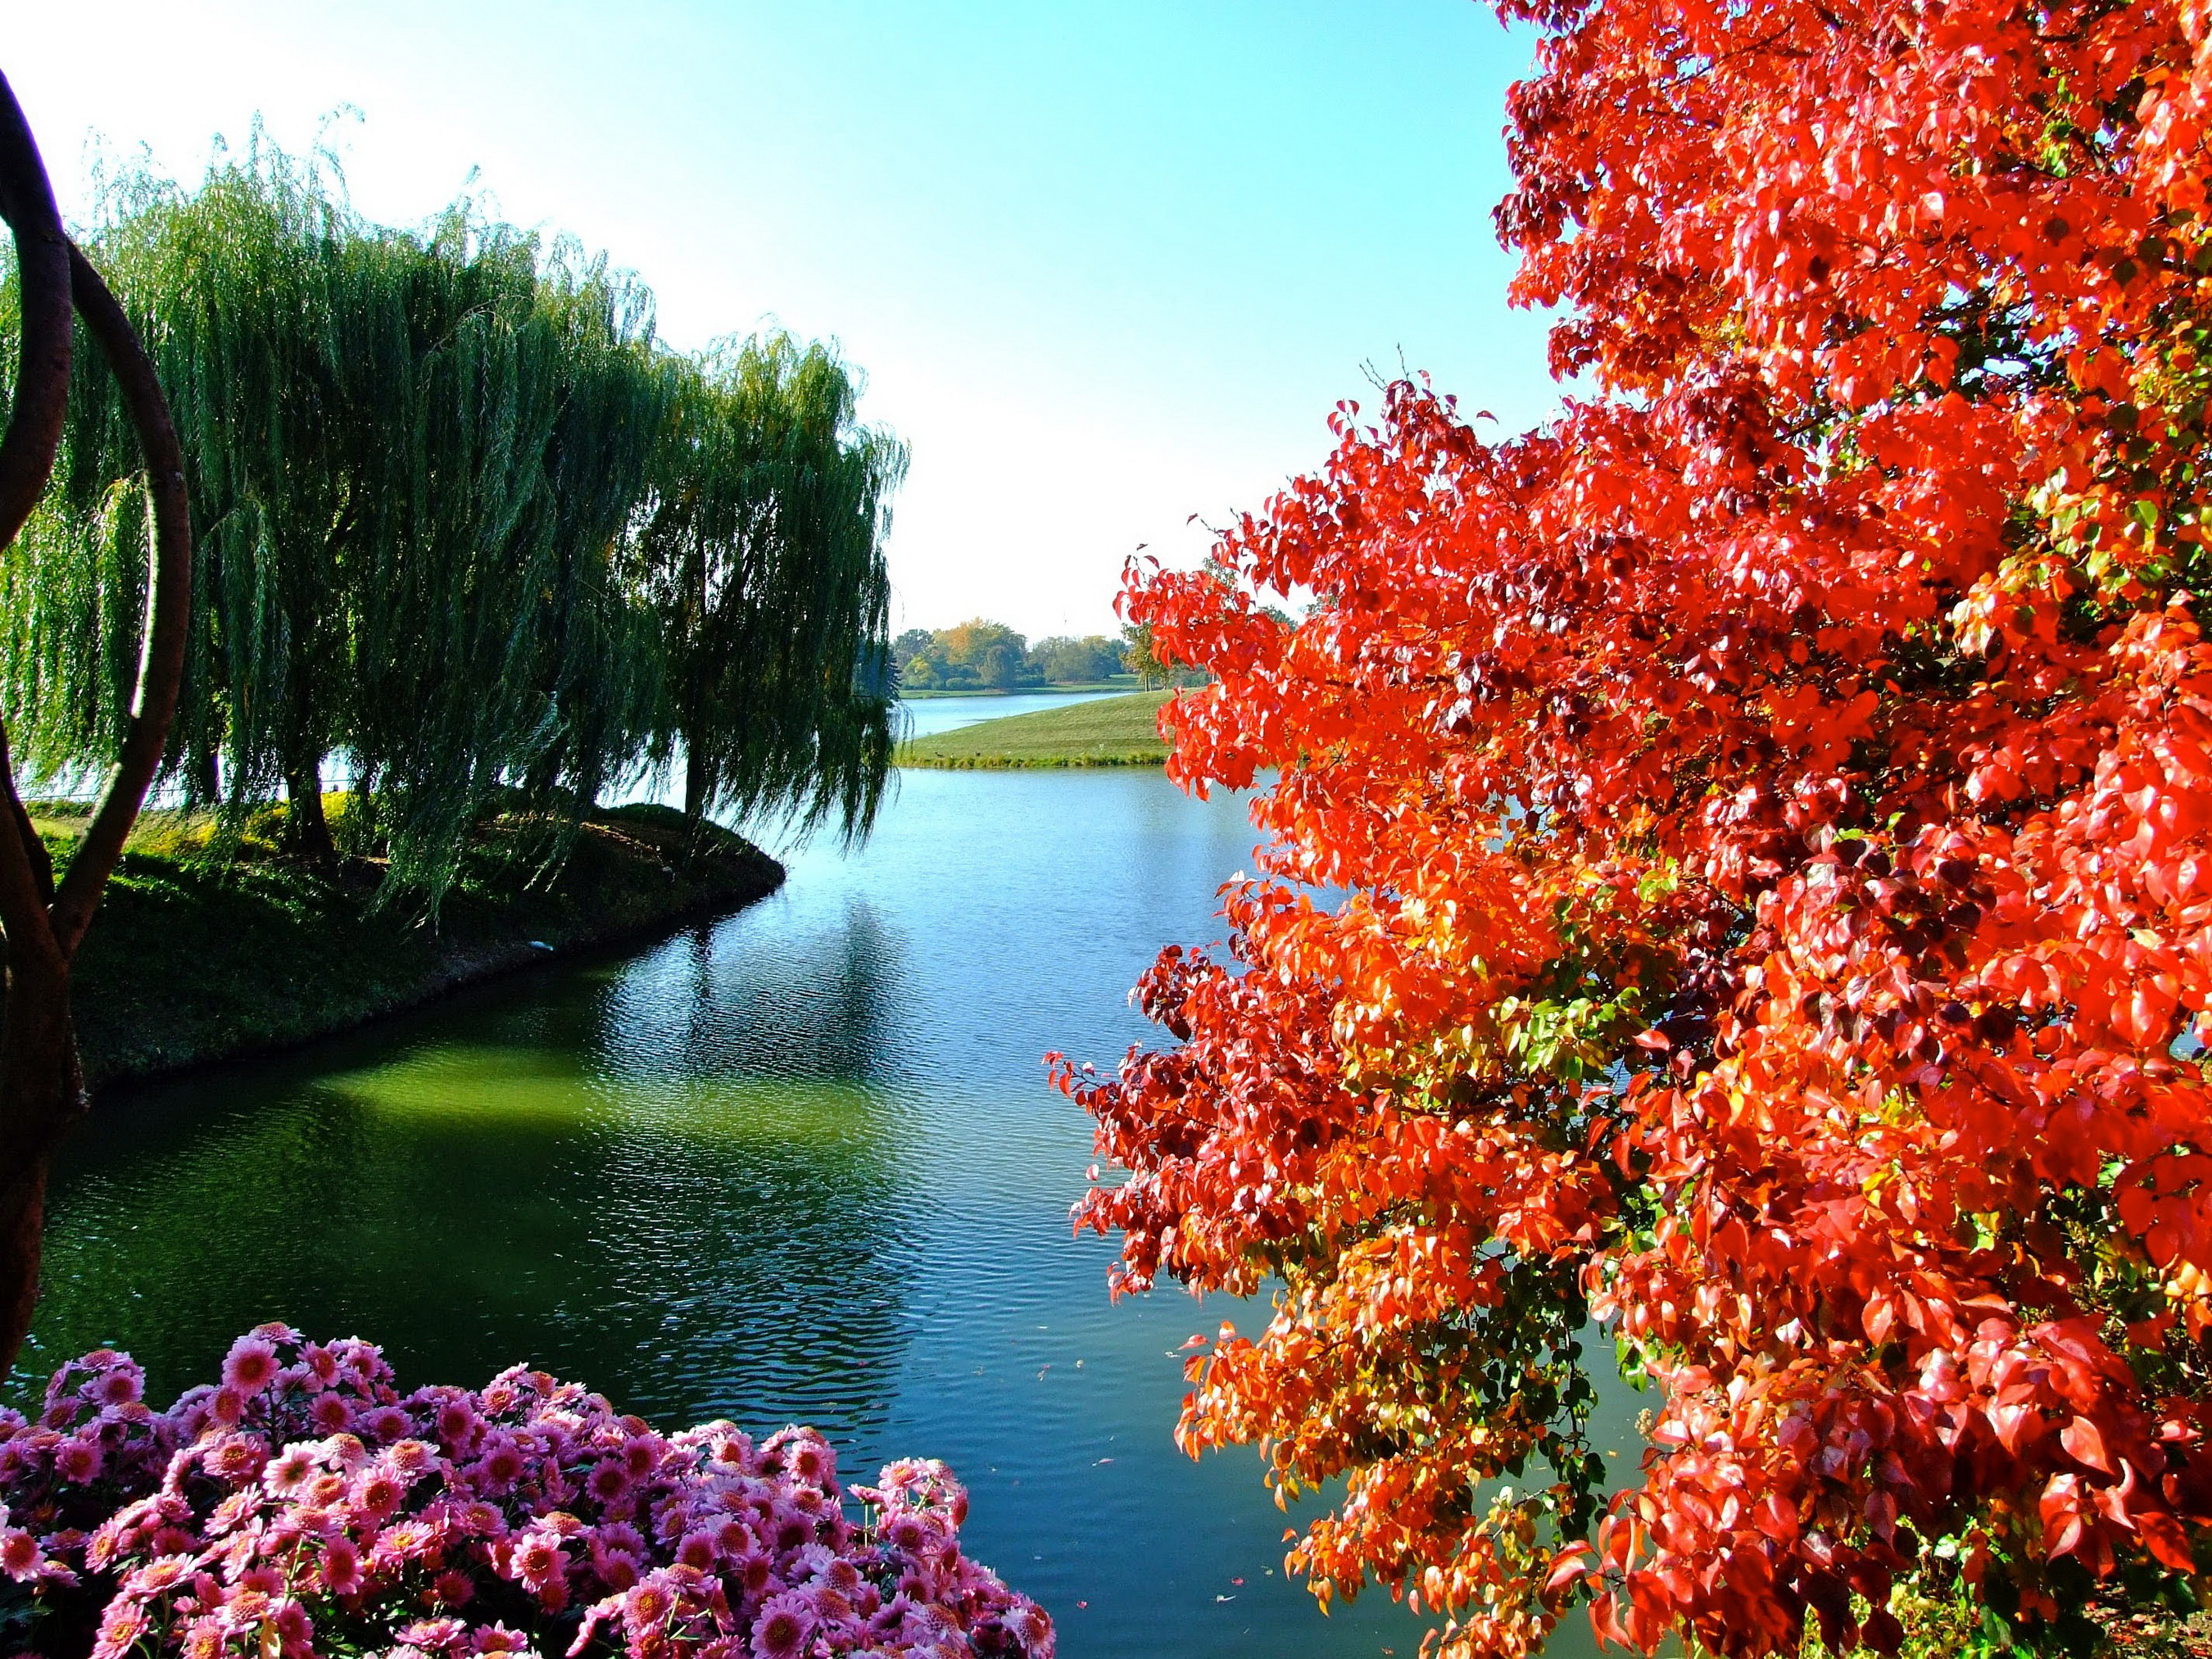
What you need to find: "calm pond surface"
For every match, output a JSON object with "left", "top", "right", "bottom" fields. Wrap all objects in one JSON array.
[{"left": 22, "top": 767, "right": 1629, "bottom": 1657}]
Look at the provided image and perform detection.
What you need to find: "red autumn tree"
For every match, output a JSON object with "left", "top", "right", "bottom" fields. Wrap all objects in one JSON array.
[{"left": 1053, "top": 0, "right": 2212, "bottom": 1654}]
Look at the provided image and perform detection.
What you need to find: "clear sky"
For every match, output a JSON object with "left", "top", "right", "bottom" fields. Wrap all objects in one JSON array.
[{"left": 11, "top": 2, "right": 1557, "bottom": 641}]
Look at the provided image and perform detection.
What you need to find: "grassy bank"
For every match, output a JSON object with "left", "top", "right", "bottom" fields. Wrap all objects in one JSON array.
[
  {"left": 30, "top": 801, "right": 782, "bottom": 1090},
  {"left": 896, "top": 690, "right": 1174, "bottom": 768},
  {"left": 898, "top": 677, "right": 1140, "bottom": 699}
]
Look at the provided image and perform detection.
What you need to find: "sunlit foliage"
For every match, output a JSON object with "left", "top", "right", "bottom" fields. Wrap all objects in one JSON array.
[{"left": 1057, "top": 0, "right": 2212, "bottom": 1654}]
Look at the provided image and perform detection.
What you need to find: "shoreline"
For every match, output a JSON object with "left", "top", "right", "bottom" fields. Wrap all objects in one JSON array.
[
  {"left": 895, "top": 753, "right": 1163, "bottom": 769},
  {"left": 894, "top": 689, "right": 1172, "bottom": 768},
  {"left": 56, "top": 804, "right": 784, "bottom": 1095}
]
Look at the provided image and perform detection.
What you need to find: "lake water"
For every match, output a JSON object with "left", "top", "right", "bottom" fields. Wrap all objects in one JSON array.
[{"left": 21, "top": 766, "right": 1627, "bottom": 1657}]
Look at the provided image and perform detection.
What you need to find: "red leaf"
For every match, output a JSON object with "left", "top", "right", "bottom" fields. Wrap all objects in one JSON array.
[{"left": 2061, "top": 1416, "right": 2115, "bottom": 1476}]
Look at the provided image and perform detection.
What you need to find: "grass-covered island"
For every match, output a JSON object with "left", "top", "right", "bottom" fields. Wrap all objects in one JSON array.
[
  {"left": 896, "top": 690, "right": 1174, "bottom": 767},
  {"left": 31, "top": 800, "right": 783, "bottom": 1090}
]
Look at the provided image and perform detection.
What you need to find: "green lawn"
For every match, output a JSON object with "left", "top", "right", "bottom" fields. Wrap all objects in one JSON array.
[
  {"left": 898, "top": 676, "right": 1140, "bottom": 699},
  {"left": 896, "top": 690, "right": 1174, "bottom": 768}
]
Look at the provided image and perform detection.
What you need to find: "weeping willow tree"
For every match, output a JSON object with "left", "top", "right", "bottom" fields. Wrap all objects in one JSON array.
[
  {"left": 333, "top": 217, "right": 673, "bottom": 898},
  {"left": 0, "top": 147, "right": 897, "bottom": 911},
  {"left": 638, "top": 334, "right": 904, "bottom": 836},
  {"left": 0, "top": 150, "right": 357, "bottom": 832}
]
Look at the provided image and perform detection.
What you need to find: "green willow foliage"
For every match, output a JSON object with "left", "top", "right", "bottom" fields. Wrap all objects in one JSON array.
[
  {"left": 0, "top": 150, "right": 900, "bottom": 909},
  {"left": 639, "top": 338, "right": 905, "bottom": 836}
]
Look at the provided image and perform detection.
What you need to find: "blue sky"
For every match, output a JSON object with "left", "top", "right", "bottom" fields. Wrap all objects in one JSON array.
[{"left": 13, "top": 2, "right": 1557, "bottom": 639}]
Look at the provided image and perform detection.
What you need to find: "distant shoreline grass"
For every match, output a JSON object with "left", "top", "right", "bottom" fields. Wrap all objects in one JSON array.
[
  {"left": 896, "top": 690, "right": 1173, "bottom": 768},
  {"left": 34, "top": 800, "right": 782, "bottom": 1092},
  {"left": 898, "top": 678, "right": 1137, "bottom": 700}
]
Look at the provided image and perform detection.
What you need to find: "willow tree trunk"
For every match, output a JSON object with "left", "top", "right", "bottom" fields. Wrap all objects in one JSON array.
[
  {"left": 286, "top": 757, "right": 337, "bottom": 866},
  {"left": 683, "top": 744, "right": 710, "bottom": 822},
  {"left": 0, "top": 75, "right": 193, "bottom": 1376}
]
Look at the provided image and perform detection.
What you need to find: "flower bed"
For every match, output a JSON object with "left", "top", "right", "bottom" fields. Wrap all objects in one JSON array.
[{"left": 0, "top": 1327, "right": 1052, "bottom": 1658}]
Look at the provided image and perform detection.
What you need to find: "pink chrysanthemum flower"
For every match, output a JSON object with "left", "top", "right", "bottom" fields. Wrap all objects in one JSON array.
[
  {"left": 268, "top": 1596, "right": 313, "bottom": 1653},
  {"left": 121, "top": 1553, "right": 194, "bottom": 1597},
  {"left": 220, "top": 1335, "right": 279, "bottom": 1395},
  {"left": 435, "top": 1400, "right": 480, "bottom": 1448},
  {"left": 396, "top": 1616, "right": 468, "bottom": 1652},
  {"left": 474, "top": 1436, "right": 526, "bottom": 1490},
  {"left": 732, "top": 1550, "right": 773, "bottom": 1602},
  {"left": 1005, "top": 1597, "right": 1054, "bottom": 1654},
  {"left": 0, "top": 1332, "right": 1045, "bottom": 1659},
  {"left": 764, "top": 1503, "right": 814, "bottom": 1556},
  {"left": 807, "top": 1583, "right": 856, "bottom": 1629},
  {"left": 205, "top": 1435, "right": 263, "bottom": 1484},
  {"left": 783, "top": 1438, "right": 832, "bottom": 1488},
  {"left": 622, "top": 1435, "right": 662, "bottom": 1480},
  {"left": 626, "top": 1575, "right": 678, "bottom": 1634},
  {"left": 453, "top": 1499, "right": 505, "bottom": 1538},
  {"left": 365, "top": 1407, "right": 413, "bottom": 1443},
  {"left": 0, "top": 1530, "right": 41, "bottom": 1580},
  {"left": 750, "top": 1589, "right": 814, "bottom": 1659},
  {"left": 93, "top": 1594, "right": 148, "bottom": 1656},
  {"left": 868, "top": 1594, "right": 918, "bottom": 1639},
  {"left": 320, "top": 1535, "right": 364, "bottom": 1595},
  {"left": 586, "top": 1459, "right": 632, "bottom": 1506},
  {"left": 675, "top": 1530, "right": 720, "bottom": 1571},
  {"left": 596, "top": 1550, "right": 641, "bottom": 1593},
  {"left": 54, "top": 1437, "right": 103, "bottom": 1484},
  {"left": 371, "top": 1518, "right": 437, "bottom": 1571},
  {"left": 351, "top": 1466, "right": 403, "bottom": 1521},
  {"left": 709, "top": 1431, "right": 755, "bottom": 1471},
  {"left": 512, "top": 1532, "right": 568, "bottom": 1592}
]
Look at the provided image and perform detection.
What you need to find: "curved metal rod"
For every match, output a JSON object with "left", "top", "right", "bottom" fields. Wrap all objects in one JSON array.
[
  {"left": 0, "top": 70, "right": 72, "bottom": 968},
  {"left": 48, "top": 243, "right": 193, "bottom": 959},
  {"left": 0, "top": 70, "right": 70, "bottom": 554}
]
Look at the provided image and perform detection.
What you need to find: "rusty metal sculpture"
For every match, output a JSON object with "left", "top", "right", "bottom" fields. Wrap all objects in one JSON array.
[{"left": 0, "top": 70, "right": 191, "bottom": 1374}]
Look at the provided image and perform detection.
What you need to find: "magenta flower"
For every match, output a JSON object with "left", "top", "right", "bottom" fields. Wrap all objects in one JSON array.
[
  {"left": 53, "top": 1437, "right": 104, "bottom": 1485},
  {"left": 220, "top": 1335, "right": 279, "bottom": 1395},
  {"left": 748, "top": 1588, "right": 814, "bottom": 1659},
  {"left": 321, "top": 1534, "right": 364, "bottom": 1595},
  {"left": 0, "top": 1330, "right": 1052, "bottom": 1658},
  {"left": 0, "top": 1529, "right": 42, "bottom": 1580}
]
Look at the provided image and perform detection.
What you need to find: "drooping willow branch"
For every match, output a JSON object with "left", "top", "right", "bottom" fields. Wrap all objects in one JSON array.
[{"left": 8, "top": 160, "right": 903, "bottom": 911}]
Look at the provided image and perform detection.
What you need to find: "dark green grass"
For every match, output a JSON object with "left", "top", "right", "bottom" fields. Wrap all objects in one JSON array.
[
  {"left": 895, "top": 691, "right": 1174, "bottom": 768},
  {"left": 30, "top": 801, "right": 782, "bottom": 1090}
]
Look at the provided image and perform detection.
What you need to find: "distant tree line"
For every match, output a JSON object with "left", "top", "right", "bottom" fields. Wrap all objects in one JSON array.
[
  {"left": 0, "top": 146, "right": 904, "bottom": 908},
  {"left": 891, "top": 619, "right": 1131, "bottom": 691}
]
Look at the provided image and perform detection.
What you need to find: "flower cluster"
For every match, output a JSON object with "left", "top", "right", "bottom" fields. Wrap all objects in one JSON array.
[{"left": 0, "top": 1328, "right": 1051, "bottom": 1659}]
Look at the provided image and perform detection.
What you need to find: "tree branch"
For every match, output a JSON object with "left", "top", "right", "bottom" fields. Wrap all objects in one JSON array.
[
  {"left": 48, "top": 243, "right": 193, "bottom": 960},
  {"left": 0, "top": 70, "right": 70, "bottom": 554}
]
